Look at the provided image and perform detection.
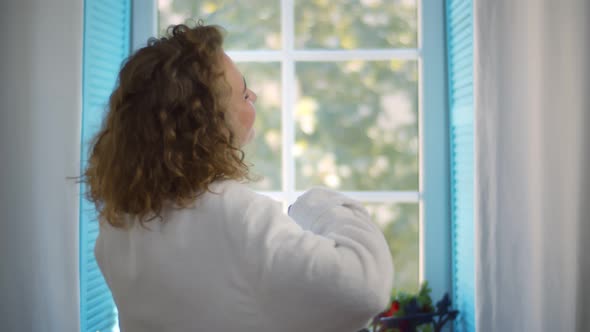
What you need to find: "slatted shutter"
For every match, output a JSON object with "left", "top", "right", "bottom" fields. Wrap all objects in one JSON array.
[
  {"left": 80, "top": 0, "right": 130, "bottom": 331},
  {"left": 446, "top": 0, "right": 475, "bottom": 331}
]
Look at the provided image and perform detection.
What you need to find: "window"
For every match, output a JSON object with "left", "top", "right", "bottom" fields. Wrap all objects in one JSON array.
[{"left": 157, "top": 0, "right": 448, "bottom": 296}]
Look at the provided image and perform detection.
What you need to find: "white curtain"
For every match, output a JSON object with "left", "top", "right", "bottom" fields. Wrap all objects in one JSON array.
[
  {"left": 0, "top": 1, "right": 82, "bottom": 331},
  {"left": 475, "top": 0, "right": 590, "bottom": 331}
]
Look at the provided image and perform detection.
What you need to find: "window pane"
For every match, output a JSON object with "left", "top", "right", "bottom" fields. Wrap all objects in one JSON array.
[
  {"left": 295, "top": 61, "right": 418, "bottom": 191},
  {"left": 240, "top": 62, "right": 282, "bottom": 191},
  {"left": 295, "top": 0, "right": 418, "bottom": 49},
  {"left": 158, "top": 0, "right": 281, "bottom": 50},
  {"left": 365, "top": 203, "right": 419, "bottom": 294}
]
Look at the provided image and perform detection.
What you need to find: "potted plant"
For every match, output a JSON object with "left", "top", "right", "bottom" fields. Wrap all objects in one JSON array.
[{"left": 360, "top": 282, "right": 459, "bottom": 332}]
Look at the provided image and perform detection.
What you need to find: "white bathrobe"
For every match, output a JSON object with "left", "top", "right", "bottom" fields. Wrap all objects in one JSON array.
[{"left": 95, "top": 180, "right": 393, "bottom": 332}]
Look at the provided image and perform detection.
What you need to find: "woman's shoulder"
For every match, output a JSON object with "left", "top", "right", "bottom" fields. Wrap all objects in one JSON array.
[
  {"left": 205, "top": 179, "right": 278, "bottom": 211},
  {"left": 207, "top": 179, "right": 257, "bottom": 199},
  {"left": 199, "top": 179, "right": 283, "bottom": 230}
]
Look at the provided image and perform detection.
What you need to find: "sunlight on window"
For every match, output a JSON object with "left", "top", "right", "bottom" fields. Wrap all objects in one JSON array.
[
  {"left": 295, "top": 0, "right": 417, "bottom": 49},
  {"left": 294, "top": 61, "right": 418, "bottom": 191},
  {"left": 365, "top": 203, "right": 419, "bottom": 293}
]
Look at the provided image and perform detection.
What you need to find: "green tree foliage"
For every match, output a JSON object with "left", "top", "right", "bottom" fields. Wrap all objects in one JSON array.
[{"left": 158, "top": 0, "right": 419, "bottom": 293}]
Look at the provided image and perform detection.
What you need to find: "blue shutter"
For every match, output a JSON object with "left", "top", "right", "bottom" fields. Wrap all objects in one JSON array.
[
  {"left": 80, "top": 0, "right": 130, "bottom": 331},
  {"left": 446, "top": 0, "right": 475, "bottom": 331}
]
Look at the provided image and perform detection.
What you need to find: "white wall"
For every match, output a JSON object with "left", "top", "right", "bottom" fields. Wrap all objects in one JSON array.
[{"left": 0, "top": 1, "right": 82, "bottom": 331}]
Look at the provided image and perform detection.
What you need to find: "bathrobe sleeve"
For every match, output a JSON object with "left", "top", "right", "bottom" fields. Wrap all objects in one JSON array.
[{"left": 225, "top": 185, "right": 394, "bottom": 331}]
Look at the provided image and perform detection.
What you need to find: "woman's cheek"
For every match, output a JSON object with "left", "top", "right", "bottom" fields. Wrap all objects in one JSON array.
[{"left": 239, "top": 107, "right": 256, "bottom": 132}]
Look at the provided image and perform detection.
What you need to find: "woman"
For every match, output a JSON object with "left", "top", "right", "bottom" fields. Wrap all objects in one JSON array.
[{"left": 85, "top": 22, "right": 393, "bottom": 332}]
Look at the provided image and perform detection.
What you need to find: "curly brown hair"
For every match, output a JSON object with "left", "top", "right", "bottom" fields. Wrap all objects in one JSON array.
[{"left": 84, "top": 22, "right": 250, "bottom": 228}]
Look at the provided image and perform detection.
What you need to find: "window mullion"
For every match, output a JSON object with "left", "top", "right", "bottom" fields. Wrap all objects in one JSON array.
[
  {"left": 226, "top": 51, "right": 283, "bottom": 62},
  {"left": 293, "top": 49, "right": 420, "bottom": 61},
  {"left": 226, "top": 49, "right": 420, "bottom": 62},
  {"left": 281, "top": 0, "right": 296, "bottom": 206},
  {"left": 281, "top": 192, "right": 420, "bottom": 204}
]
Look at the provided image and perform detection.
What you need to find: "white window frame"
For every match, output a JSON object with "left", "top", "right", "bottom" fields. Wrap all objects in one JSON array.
[{"left": 133, "top": 0, "right": 450, "bottom": 301}]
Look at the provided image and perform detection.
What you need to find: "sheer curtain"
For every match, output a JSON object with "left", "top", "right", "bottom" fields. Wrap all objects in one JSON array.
[
  {"left": 0, "top": 1, "right": 82, "bottom": 331},
  {"left": 474, "top": 0, "right": 590, "bottom": 331}
]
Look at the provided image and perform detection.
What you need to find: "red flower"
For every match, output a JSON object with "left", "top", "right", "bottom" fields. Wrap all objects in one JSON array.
[{"left": 383, "top": 301, "right": 401, "bottom": 317}]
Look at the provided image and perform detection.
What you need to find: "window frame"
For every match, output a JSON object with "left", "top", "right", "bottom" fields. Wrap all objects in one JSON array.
[{"left": 133, "top": 0, "right": 450, "bottom": 301}]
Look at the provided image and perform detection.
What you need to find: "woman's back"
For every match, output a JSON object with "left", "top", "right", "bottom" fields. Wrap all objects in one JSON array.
[
  {"left": 96, "top": 180, "right": 392, "bottom": 332},
  {"left": 96, "top": 181, "right": 264, "bottom": 331}
]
